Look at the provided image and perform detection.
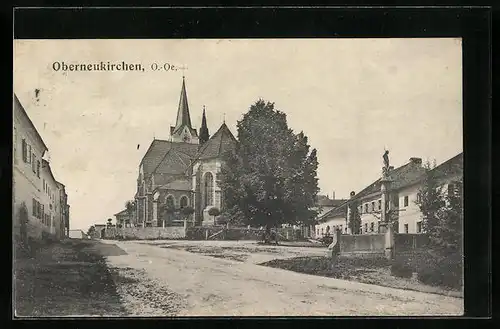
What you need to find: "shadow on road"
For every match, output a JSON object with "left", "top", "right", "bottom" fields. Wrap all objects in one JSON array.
[{"left": 14, "top": 239, "right": 129, "bottom": 317}]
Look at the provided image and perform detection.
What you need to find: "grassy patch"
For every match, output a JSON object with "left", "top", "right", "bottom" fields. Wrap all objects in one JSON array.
[
  {"left": 14, "top": 240, "right": 127, "bottom": 317},
  {"left": 260, "top": 256, "right": 463, "bottom": 298}
]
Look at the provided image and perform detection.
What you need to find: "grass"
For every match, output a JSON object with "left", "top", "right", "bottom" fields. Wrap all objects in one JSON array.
[
  {"left": 260, "top": 256, "right": 463, "bottom": 298},
  {"left": 14, "top": 240, "right": 128, "bottom": 317}
]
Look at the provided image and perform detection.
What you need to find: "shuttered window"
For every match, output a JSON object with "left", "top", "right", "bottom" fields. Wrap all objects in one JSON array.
[{"left": 22, "top": 139, "right": 27, "bottom": 162}]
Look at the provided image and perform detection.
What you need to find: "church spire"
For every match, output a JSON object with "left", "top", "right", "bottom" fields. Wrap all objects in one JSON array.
[
  {"left": 199, "top": 105, "right": 210, "bottom": 145},
  {"left": 174, "top": 76, "right": 193, "bottom": 132}
]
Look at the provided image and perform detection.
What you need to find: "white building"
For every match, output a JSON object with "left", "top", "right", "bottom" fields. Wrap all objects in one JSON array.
[
  {"left": 13, "top": 94, "right": 50, "bottom": 242},
  {"left": 69, "top": 229, "right": 88, "bottom": 239},
  {"left": 13, "top": 94, "right": 68, "bottom": 242},
  {"left": 316, "top": 154, "right": 463, "bottom": 235}
]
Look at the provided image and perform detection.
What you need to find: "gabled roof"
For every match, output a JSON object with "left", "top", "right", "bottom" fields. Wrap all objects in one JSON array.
[
  {"left": 318, "top": 202, "right": 349, "bottom": 222},
  {"left": 14, "top": 94, "right": 49, "bottom": 152},
  {"left": 114, "top": 209, "right": 129, "bottom": 216},
  {"left": 194, "top": 122, "right": 237, "bottom": 161},
  {"left": 140, "top": 139, "right": 198, "bottom": 174}
]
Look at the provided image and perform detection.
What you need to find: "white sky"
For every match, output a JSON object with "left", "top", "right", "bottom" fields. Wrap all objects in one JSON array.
[{"left": 13, "top": 38, "right": 463, "bottom": 231}]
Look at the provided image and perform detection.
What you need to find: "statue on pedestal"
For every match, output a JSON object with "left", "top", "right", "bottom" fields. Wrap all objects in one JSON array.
[{"left": 382, "top": 149, "right": 390, "bottom": 178}]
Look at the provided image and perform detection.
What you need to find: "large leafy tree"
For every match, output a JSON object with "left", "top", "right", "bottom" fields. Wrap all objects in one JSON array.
[
  {"left": 415, "top": 161, "right": 445, "bottom": 243},
  {"left": 218, "top": 99, "right": 319, "bottom": 229},
  {"left": 415, "top": 161, "right": 463, "bottom": 287}
]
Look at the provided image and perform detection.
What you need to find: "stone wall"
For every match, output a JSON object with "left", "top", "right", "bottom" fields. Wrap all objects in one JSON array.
[
  {"left": 392, "top": 233, "right": 431, "bottom": 272},
  {"left": 104, "top": 226, "right": 186, "bottom": 240},
  {"left": 339, "top": 234, "right": 385, "bottom": 257}
]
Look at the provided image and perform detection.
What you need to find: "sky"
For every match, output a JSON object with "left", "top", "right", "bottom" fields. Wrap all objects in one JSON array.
[{"left": 13, "top": 38, "right": 463, "bottom": 231}]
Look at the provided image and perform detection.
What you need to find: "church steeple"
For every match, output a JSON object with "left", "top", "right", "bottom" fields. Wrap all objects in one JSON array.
[
  {"left": 174, "top": 77, "right": 192, "bottom": 132},
  {"left": 169, "top": 77, "right": 199, "bottom": 144},
  {"left": 199, "top": 106, "right": 210, "bottom": 145}
]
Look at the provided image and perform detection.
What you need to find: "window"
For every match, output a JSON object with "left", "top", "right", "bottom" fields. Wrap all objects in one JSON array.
[
  {"left": 364, "top": 223, "right": 368, "bottom": 233},
  {"left": 326, "top": 225, "right": 330, "bottom": 234},
  {"left": 416, "top": 192, "right": 421, "bottom": 203},
  {"left": 22, "top": 139, "right": 27, "bottom": 162},
  {"left": 370, "top": 222, "right": 374, "bottom": 232},
  {"left": 32, "top": 154, "right": 36, "bottom": 172},
  {"left": 340, "top": 225, "right": 343, "bottom": 233},
  {"left": 37, "top": 160, "right": 40, "bottom": 178},
  {"left": 378, "top": 200, "right": 381, "bottom": 210},
  {"left": 371, "top": 201, "right": 375, "bottom": 212},
  {"left": 404, "top": 224, "right": 409, "bottom": 233},
  {"left": 416, "top": 221, "right": 422, "bottom": 233},
  {"left": 317, "top": 229, "right": 319, "bottom": 235},
  {"left": 28, "top": 145, "right": 32, "bottom": 163},
  {"left": 321, "top": 228, "right": 324, "bottom": 235},
  {"left": 166, "top": 195, "right": 175, "bottom": 208},
  {"left": 365, "top": 204, "right": 368, "bottom": 213},
  {"left": 345, "top": 227, "right": 348, "bottom": 233},
  {"left": 404, "top": 196, "right": 409, "bottom": 207},
  {"left": 204, "top": 172, "right": 214, "bottom": 207},
  {"left": 180, "top": 196, "right": 188, "bottom": 208}
]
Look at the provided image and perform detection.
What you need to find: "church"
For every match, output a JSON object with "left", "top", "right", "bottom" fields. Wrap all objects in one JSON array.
[{"left": 134, "top": 77, "right": 237, "bottom": 227}]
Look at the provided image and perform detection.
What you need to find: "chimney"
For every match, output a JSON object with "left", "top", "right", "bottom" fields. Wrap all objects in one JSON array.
[
  {"left": 389, "top": 166, "right": 394, "bottom": 171},
  {"left": 409, "top": 157, "right": 422, "bottom": 166},
  {"left": 331, "top": 191, "right": 335, "bottom": 200},
  {"left": 350, "top": 191, "right": 355, "bottom": 198}
]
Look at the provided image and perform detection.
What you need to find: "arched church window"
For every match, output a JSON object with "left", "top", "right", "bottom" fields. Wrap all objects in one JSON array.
[
  {"left": 180, "top": 196, "right": 188, "bottom": 208},
  {"left": 204, "top": 172, "right": 214, "bottom": 208},
  {"left": 166, "top": 195, "right": 175, "bottom": 208}
]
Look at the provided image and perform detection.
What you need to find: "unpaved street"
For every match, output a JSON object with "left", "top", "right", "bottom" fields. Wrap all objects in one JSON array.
[{"left": 102, "top": 240, "right": 464, "bottom": 316}]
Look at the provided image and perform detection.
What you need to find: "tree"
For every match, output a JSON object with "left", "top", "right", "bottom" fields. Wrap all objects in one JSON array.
[
  {"left": 87, "top": 225, "right": 96, "bottom": 237},
  {"left": 208, "top": 207, "right": 220, "bottom": 223},
  {"left": 415, "top": 161, "right": 445, "bottom": 244},
  {"left": 348, "top": 200, "right": 362, "bottom": 234},
  {"left": 181, "top": 206, "right": 195, "bottom": 223},
  {"left": 218, "top": 99, "right": 319, "bottom": 230},
  {"left": 125, "top": 200, "right": 136, "bottom": 227},
  {"left": 415, "top": 161, "right": 463, "bottom": 288}
]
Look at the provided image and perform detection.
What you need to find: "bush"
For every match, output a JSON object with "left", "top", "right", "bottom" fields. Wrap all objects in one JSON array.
[
  {"left": 417, "top": 253, "right": 462, "bottom": 289},
  {"left": 391, "top": 262, "right": 414, "bottom": 278}
]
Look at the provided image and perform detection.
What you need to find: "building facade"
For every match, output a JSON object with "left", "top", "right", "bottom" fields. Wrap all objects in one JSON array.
[
  {"left": 13, "top": 94, "right": 69, "bottom": 243},
  {"left": 133, "top": 78, "right": 237, "bottom": 227},
  {"left": 314, "top": 153, "right": 463, "bottom": 236}
]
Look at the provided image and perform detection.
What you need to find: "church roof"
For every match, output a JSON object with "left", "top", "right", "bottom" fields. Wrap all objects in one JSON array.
[
  {"left": 155, "top": 176, "right": 192, "bottom": 192},
  {"left": 140, "top": 139, "right": 198, "bottom": 174},
  {"left": 171, "top": 77, "right": 198, "bottom": 137},
  {"left": 194, "top": 122, "right": 237, "bottom": 160}
]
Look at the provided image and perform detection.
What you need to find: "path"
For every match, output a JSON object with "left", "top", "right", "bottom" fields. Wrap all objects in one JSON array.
[{"left": 102, "top": 240, "right": 464, "bottom": 316}]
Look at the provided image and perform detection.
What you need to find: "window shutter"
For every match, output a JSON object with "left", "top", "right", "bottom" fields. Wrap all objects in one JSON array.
[{"left": 22, "top": 139, "right": 27, "bottom": 162}]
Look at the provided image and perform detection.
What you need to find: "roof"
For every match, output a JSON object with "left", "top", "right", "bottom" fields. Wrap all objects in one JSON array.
[
  {"left": 155, "top": 177, "right": 192, "bottom": 191},
  {"left": 154, "top": 147, "right": 195, "bottom": 176},
  {"left": 14, "top": 94, "right": 49, "bottom": 152},
  {"left": 318, "top": 202, "right": 349, "bottom": 222},
  {"left": 170, "top": 77, "right": 198, "bottom": 137},
  {"left": 351, "top": 158, "right": 426, "bottom": 201},
  {"left": 316, "top": 195, "right": 348, "bottom": 207},
  {"left": 114, "top": 209, "right": 128, "bottom": 216},
  {"left": 430, "top": 152, "right": 463, "bottom": 180},
  {"left": 140, "top": 139, "right": 199, "bottom": 174},
  {"left": 194, "top": 123, "right": 237, "bottom": 161},
  {"left": 42, "top": 159, "right": 58, "bottom": 184}
]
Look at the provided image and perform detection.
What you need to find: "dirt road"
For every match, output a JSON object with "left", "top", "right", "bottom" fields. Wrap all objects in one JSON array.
[{"left": 102, "top": 240, "right": 464, "bottom": 316}]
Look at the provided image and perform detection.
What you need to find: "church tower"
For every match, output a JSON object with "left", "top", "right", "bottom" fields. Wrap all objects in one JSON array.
[
  {"left": 170, "top": 77, "right": 199, "bottom": 144},
  {"left": 199, "top": 106, "right": 210, "bottom": 145}
]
